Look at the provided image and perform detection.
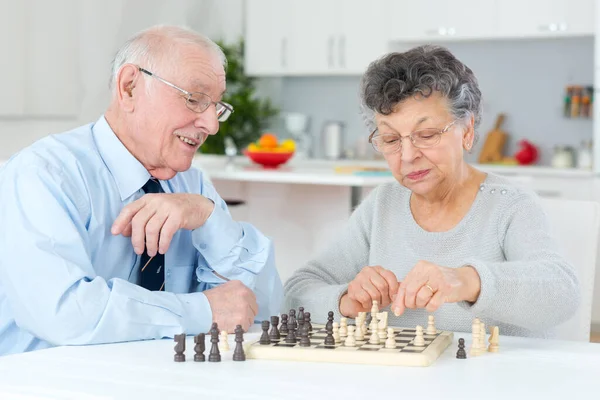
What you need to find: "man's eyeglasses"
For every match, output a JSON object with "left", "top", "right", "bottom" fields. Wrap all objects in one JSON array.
[
  {"left": 368, "top": 120, "right": 459, "bottom": 155},
  {"left": 138, "top": 67, "right": 233, "bottom": 122}
]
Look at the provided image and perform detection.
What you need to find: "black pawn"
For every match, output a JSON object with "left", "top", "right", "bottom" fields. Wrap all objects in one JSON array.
[
  {"left": 280, "top": 314, "right": 289, "bottom": 334},
  {"left": 208, "top": 322, "right": 221, "bottom": 362},
  {"left": 324, "top": 313, "right": 335, "bottom": 346},
  {"left": 305, "top": 312, "right": 313, "bottom": 333},
  {"left": 457, "top": 338, "right": 467, "bottom": 359},
  {"left": 298, "top": 307, "right": 305, "bottom": 322},
  {"left": 194, "top": 333, "right": 205, "bottom": 362},
  {"left": 299, "top": 323, "right": 311, "bottom": 347},
  {"left": 269, "top": 316, "right": 280, "bottom": 340},
  {"left": 233, "top": 324, "right": 246, "bottom": 361},
  {"left": 325, "top": 311, "right": 334, "bottom": 331},
  {"left": 174, "top": 333, "right": 186, "bottom": 362},
  {"left": 260, "top": 320, "right": 271, "bottom": 344},
  {"left": 297, "top": 310, "right": 305, "bottom": 335},
  {"left": 285, "top": 322, "right": 297, "bottom": 343},
  {"left": 289, "top": 309, "right": 297, "bottom": 330}
]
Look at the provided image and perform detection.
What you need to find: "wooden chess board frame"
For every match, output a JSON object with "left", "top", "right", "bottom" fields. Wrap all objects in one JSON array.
[{"left": 245, "top": 324, "right": 454, "bottom": 367}]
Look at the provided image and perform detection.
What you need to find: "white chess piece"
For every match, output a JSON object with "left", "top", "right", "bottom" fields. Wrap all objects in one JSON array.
[
  {"left": 369, "top": 312, "right": 379, "bottom": 333},
  {"left": 488, "top": 326, "right": 500, "bottom": 352},
  {"left": 333, "top": 322, "right": 341, "bottom": 343},
  {"left": 377, "top": 312, "right": 388, "bottom": 340},
  {"left": 471, "top": 318, "right": 481, "bottom": 356},
  {"left": 479, "top": 322, "right": 486, "bottom": 352},
  {"left": 414, "top": 325, "right": 425, "bottom": 347},
  {"left": 345, "top": 326, "right": 357, "bottom": 347},
  {"left": 385, "top": 327, "right": 396, "bottom": 349},
  {"left": 339, "top": 317, "right": 348, "bottom": 338},
  {"left": 220, "top": 330, "right": 229, "bottom": 351},
  {"left": 369, "top": 330, "right": 380, "bottom": 345},
  {"left": 371, "top": 300, "right": 380, "bottom": 315},
  {"left": 426, "top": 315, "right": 436, "bottom": 335},
  {"left": 354, "top": 320, "right": 365, "bottom": 341}
]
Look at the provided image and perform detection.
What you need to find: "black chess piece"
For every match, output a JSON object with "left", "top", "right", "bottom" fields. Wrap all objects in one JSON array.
[
  {"left": 297, "top": 310, "right": 305, "bottom": 334},
  {"left": 298, "top": 307, "right": 305, "bottom": 322},
  {"left": 324, "top": 313, "right": 335, "bottom": 346},
  {"left": 304, "top": 312, "right": 312, "bottom": 333},
  {"left": 208, "top": 322, "right": 221, "bottom": 362},
  {"left": 285, "top": 322, "right": 297, "bottom": 343},
  {"left": 260, "top": 320, "right": 271, "bottom": 344},
  {"left": 325, "top": 311, "right": 334, "bottom": 331},
  {"left": 269, "top": 316, "right": 280, "bottom": 340},
  {"left": 194, "top": 333, "right": 205, "bottom": 362},
  {"left": 233, "top": 324, "right": 246, "bottom": 361},
  {"left": 289, "top": 309, "right": 297, "bottom": 330},
  {"left": 174, "top": 333, "right": 186, "bottom": 362},
  {"left": 456, "top": 338, "right": 467, "bottom": 359},
  {"left": 280, "top": 314, "right": 289, "bottom": 334},
  {"left": 299, "top": 323, "right": 311, "bottom": 347}
]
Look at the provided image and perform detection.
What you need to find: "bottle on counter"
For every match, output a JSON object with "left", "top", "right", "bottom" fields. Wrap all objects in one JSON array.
[{"left": 577, "top": 140, "right": 593, "bottom": 170}]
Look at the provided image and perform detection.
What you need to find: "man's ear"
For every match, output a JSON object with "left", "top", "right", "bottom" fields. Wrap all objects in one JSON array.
[{"left": 116, "top": 64, "right": 139, "bottom": 112}]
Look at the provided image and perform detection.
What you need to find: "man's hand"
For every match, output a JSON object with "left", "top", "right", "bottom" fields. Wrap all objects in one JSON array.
[
  {"left": 203, "top": 280, "right": 258, "bottom": 332},
  {"left": 390, "top": 260, "right": 481, "bottom": 317},
  {"left": 339, "top": 266, "right": 399, "bottom": 318},
  {"left": 111, "top": 193, "right": 215, "bottom": 256}
]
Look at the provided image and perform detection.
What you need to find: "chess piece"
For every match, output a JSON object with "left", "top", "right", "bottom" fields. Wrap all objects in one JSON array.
[
  {"left": 385, "top": 327, "right": 396, "bottom": 349},
  {"left": 233, "top": 325, "right": 246, "bottom": 361},
  {"left": 220, "top": 330, "right": 230, "bottom": 351},
  {"left": 479, "top": 322, "right": 486, "bottom": 352},
  {"left": 299, "top": 323, "right": 311, "bottom": 347},
  {"left": 426, "top": 315, "right": 436, "bottom": 335},
  {"left": 297, "top": 311, "right": 305, "bottom": 336},
  {"left": 304, "top": 312, "right": 313, "bottom": 333},
  {"left": 326, "top": 311, "right": 334, "bottom": 331},
  {"left": 324, "top": 315, "right": 335, "bottom": 346},
  {"left": 333, "top": 322, "right": 340, "bottom": 344},
  {"left": 414, "top": 325, "right": 425, "bottom": 347},
  {"left": 488, "top": 326, "right": 500, "bottom": 352},
  {"left": 344, "top": 325, "right": 356, "bottom": 347},
  {"left": 471, "top": 318, "right": 481, "bottom": 356},
  {"left": 194, "top": 333, "right": 205, "bottom": 362},
  {"left": 369, "top": 329, "right": 380, "bottom": 345},
  {"left": 339, "top": 317, "right": 348, "bottom": 338},
  {"left": 377, "top": 312, "right": 388, "bottom": 340},
  {"left": 298, "top": 307, "right": 305, "bottom": 323},
  {"left": 456, "top": 338, "right": 467, "bottom": 359},
  {"left": 369, "top": 310, "right": 378, "bottom": 333},
  {"left": 259, "top": 320, "right": 271, "bottom": 345},
  {"left": 289, "top": 309, "right": 297, "bottom": 330},
  {"left": 208, "top": 323, "right": 221, "bottom": 362},
  {"left": 174, "top": 333, "right": 186, "bottom": 362},
  {"left": 280, "top": 314, "right": 289, "bottom": 334},
  {"left": 360, "top": 312, "right": 368, "bottom": 335},
  {"left": 269, "top": 316, "right": 280, "bottom": 340},
  {"left": 354, "top": 319, "right": 365, "bottom": 341}
]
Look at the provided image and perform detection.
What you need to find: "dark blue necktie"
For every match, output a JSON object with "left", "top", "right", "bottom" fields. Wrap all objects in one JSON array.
[{"left": 139, "top": 178, "right": 165, "bottom": 291}]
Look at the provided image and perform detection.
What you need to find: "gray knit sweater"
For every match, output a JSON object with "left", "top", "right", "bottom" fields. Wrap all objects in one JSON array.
[{"left": 283, "top": 173, "right": 580, "bottom": 338}]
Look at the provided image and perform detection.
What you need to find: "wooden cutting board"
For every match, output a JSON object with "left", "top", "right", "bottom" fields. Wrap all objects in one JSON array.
[{"left": 478, "top": 114, "right": 507, "bottom": 164}]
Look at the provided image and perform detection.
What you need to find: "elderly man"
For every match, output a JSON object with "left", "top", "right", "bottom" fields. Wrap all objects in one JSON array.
[{"left": 0, "top": 25, "right": 283, "bottom": 356}]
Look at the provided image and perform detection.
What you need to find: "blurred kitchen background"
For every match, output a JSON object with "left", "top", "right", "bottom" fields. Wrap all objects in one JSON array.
[{"left": 2, "top": 0, "right": 600, "bottom": 339}]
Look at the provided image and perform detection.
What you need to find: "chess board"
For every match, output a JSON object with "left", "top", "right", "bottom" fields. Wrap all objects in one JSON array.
[{"left": 245, "top": 324, "right": 453, "bottom": 367}]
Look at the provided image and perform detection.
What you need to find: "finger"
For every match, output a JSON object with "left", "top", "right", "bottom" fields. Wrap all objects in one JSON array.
[
  {"left": 403, "top": 276, "right": 429, "bottom": 309},
  {"left": 111, "top": 200, "right": 145, "bottom": 235},
  {"left": 392, "top": 286, "right": 406, "bottom": 316},
  {"left": 158, "top": 216, "right": 180, "bottom": 255},
  {"left": 350, "top": 289, "right": 372, "bottom": 310},
  {"left": 131, "top": 207, "right": 157, "bottom": 254},
  {"left": 122, "top": 222, "right": 132, "bottom": 237},
  {"left": 425, "top": 289, "right": 446, "bottom": 313},
  {"left": 415, "top": 285, "right": 434, "bottom": 308},
  {"left": 367, "top": 273, "right": 391, "bottom": 306},
  {"left": 360, "top": 281, "right": 383, "bottom": 305},
  {"left": 379, "top": 269, "right": 400, "bottom": 302},
  {"left": 247, "top": 295, "right": 259, "bottom": 317},
  {"left": 145, "top": 212, "right": 168, "bottom": 257}
]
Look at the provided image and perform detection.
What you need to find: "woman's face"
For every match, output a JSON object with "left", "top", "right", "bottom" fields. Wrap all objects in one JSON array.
[{"left": 374, "top": 92, "right": 474, "bottom": 197}]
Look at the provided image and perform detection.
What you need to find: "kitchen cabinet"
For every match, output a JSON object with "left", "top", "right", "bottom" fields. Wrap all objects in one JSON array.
[
  {"left": 244, "top": 0, "right": 387, "bottom": 76},
  {"left": 0, "top": 0, "right": 81, "bottom": 118}
]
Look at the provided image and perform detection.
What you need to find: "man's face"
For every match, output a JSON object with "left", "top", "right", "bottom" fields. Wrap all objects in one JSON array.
[{"left": 132, "top": 45, "right": 226, "bottom": 179}]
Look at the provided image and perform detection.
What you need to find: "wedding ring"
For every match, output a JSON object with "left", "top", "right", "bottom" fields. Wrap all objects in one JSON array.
[{"left": 424, "top": 284, "right": 435, "bottom": 294}]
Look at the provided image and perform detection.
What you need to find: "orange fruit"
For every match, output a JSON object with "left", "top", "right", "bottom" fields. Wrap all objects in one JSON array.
[{"left": 258, "top": 133, "right": 278, "bottom": 149}]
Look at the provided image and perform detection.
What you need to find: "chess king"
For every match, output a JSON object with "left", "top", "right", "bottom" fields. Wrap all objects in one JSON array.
[{"left": 283, "top": 45, "right": 579, "bottom": 338}]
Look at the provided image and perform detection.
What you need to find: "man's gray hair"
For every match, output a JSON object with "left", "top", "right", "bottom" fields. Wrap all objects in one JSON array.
[
  {"left": 360, "top": 45, "right": 482, "bottom": 142},
  {"left": 108, "top": 25, "right": 227, "bottom": 91}
]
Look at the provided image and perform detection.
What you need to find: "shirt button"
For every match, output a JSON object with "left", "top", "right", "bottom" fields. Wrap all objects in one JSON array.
[
  {"left": 199, "top": 243, "right": 207, "bottom": 250},
  {"left": 166, "top": 269, "right": 171, "bottom": 276}
]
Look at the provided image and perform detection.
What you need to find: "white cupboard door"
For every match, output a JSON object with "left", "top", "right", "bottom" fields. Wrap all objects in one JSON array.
[
  {"left": 444, "top": 0, "right": 497, "bottom": 40},
  {"left": 339, "top": 1, "right": 388, "bottom": 74},
  {"left": 244, "top": 0, "right": 291, "bottom": 76},
  {"left": 0, "top": 0, "right": 26, "bottom": 116},
  {"left": 562, "top": 0, "right": 595, "bottom": 36},
  {"left": 387, "top": 0, "right": 447, "bottom": 41}
]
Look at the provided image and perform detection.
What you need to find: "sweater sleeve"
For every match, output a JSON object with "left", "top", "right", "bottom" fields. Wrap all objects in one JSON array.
[
  {"left": 460, "top": 192, "right": 580, "bottom": 331},
  {"left": 283, "top": 187, "right": 377, "bottom": 323}
]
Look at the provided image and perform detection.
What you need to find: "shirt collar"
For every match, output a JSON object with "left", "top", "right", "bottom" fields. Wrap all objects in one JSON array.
[{"left": 92, "top": 115, "right": 151, "bottom": 201}]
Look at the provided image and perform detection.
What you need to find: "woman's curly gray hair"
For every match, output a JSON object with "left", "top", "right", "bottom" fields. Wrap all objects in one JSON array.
[{"left": 360, "top": 45, "right": 482, "bottom": 142}]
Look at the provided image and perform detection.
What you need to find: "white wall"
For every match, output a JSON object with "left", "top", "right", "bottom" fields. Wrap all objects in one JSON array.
[{"left": 0, "top": 0, "right": 244, "bottom": 159}]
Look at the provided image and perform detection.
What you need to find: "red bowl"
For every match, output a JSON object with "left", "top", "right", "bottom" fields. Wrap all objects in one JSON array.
[{"left": 243, "top": 149, "right": 294, "bottom": 168}]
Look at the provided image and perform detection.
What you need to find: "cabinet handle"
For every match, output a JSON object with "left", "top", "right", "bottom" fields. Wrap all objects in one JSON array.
[
  {"left": 339, "top": 35, "right": 345, "bottom": 68},
  {"left": 328, "top": 36, "right": 335, "bottom": 68},
  {"left": 281, "top": 37, "right": 287, "bottom": 68}
]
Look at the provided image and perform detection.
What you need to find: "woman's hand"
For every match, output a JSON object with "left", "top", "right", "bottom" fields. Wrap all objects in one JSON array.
[
  {"left": 339, "top": 266, "right": 399, "bottom": 318},
  {"left": 390, "top": 260, "right": 481, "bottom": 316}
]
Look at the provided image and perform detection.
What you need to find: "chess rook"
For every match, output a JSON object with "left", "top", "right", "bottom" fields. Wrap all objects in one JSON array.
[{"left": 269, "top": 316, "right": 280, "bottom": 340}]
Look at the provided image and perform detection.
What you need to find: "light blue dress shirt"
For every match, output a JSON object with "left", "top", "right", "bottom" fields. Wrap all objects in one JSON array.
[{"left": 0, "top": 116, "right": 283, "bottom": 356}]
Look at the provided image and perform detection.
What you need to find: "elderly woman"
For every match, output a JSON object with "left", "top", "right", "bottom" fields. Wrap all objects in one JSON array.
[{"left": 283, "top": 45, "right": 579, "bottom": 338}]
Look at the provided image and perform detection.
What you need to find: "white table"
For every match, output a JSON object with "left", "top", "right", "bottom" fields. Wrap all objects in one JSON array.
[{"left": 0, "top": 325, "right": 599, "bottom": 400}]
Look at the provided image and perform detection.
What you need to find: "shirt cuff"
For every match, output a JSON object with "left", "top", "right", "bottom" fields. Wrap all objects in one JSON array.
[
  {"left": 457, "top": 259, "right": 498, "bottom": 316},
  {"left": 192, "top": 204, "right": 242, "bottom": 264},
  {"left": 177, "top": 292, "right": 213, "bottom": 334}
]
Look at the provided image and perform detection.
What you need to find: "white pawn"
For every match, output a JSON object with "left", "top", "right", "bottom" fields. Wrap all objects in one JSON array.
[
  {"left": 369, "top": 330, "right": 380, "bottom": 345},
  {"left": 385, "top": 327, "right": 396, "bottom": 349},
  {"left": 345, "top": 326, "right": 357, "bottom": 347},
  {"left": 220, "top": 330, "right": 229, "bottom": 351},
  {"left": 339, "top": 317, "right": 348, "bottom": 338},
  {"left": 333, "top": 322, "right": 341, "bottom": 344},
  {"left": 426, "top": 315, "right": 436, "bottom": 335},
  {"left": 414, "top": 325, "right": 425, "bottom": 347},
  {"left": 354, "top": 321, "right": 365, "bottom": 341}
]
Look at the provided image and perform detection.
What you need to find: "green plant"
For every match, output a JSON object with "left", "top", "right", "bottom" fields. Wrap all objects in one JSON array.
[{"left": 200, "top": 39, "right": 279, "bottom": 155}]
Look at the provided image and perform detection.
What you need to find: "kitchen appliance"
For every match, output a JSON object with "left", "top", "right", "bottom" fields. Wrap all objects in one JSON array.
[
  {"left": 321, "top": 121, "right": 344, "bottom": 160},
  {"left": 284, "top": 112, "right": 311, "bottom": 159}
]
